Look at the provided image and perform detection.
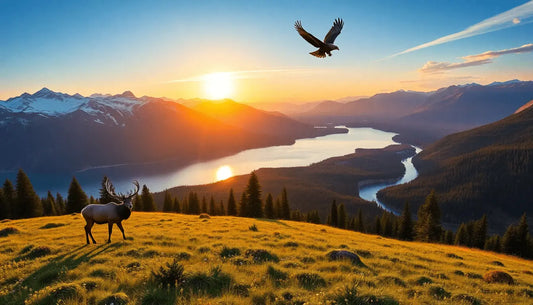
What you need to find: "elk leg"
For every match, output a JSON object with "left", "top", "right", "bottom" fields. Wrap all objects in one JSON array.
[
  {"left": 85, "top": 220, "right": 96, "bottom": 244},
  {"left": 117, "top": 222, "right": 126, "bottom": 240},
  {"left": 107, "top": 222, "right": 113, "bottom": 243}
]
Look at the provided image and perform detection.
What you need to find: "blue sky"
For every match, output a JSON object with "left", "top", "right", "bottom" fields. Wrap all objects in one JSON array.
[{"left": 1, "top": 0, "right": 532, "bottom": 103}]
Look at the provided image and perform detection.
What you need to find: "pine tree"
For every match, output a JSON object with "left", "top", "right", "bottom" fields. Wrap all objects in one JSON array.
[
  {"left": 338, "top": 203, "right": 346, "bottom": 229},
  {"left": 455, "top": 223, "right": 469, "bottom": 246},
  {"left": 246, "top": 172, "right": 263, "bottom": 218},
  {"left": 485, "top": 235, "right": 502, "bottom": 252},
  {"left": 55, "top": 193, "right": 65, "bottom": 215},
  {"left": 15, "top": 169, "right": 42, "bottom": 218},
  {"left": 163, "top": 190, "right": 173, "bottom": 212},
  {"left": 472, "top": 215, "right": 487, "bottom": 249},
  {"left": 66, "top": 176, "right": 88, "bottom": 214},
  {"left": 502, "top": 224, "right": 520, "bottom": 256},
  {"left": 330, "top": 200, "right": 338, "bottom": 227},
  {"left": 398, "top": 202, "right": 413, "bottom": 241},
  {"left": 0, "top": 188, "right": 5, "bottom": 220},
  {"left": 201, "top": 196, "right": 207, "bottom": 214},
  {"left": 274, "top": 198, "right": 282, "bottom": 219},
  {"left": 133, "top": 194, "right": 143, "bottom": 211},
  {"left": 374, "top": 215, "right": 381, "bottom": 235},
  {"left": 218, "top": 200, "right": 225, "bottom": 216},
  {"left": 280, "top": 188, "right": 290, "bottom": 220},
  {"left": 47, "top": 191, "right": 57, "bottom": 216},
  {"left": 238, "top": 192, "right": 247, "bottom": 217},
  {"left": 42, "top": 191, "right": 57, "bottom": 216},
  {"left": 173, "top": 197, "right": 181, "bottom": 213},
  {"left": 141, "top": 185, "right": 156, "bottom": 212},
  {"left": 264, "top": 193, "right": 274, "bottom": 219},
  {"left": 415, "top": 190, "right": 442, "bottom": 242},
  {"left": 2, "top": 179, "right": 15, "bottom": 219},
  {"left": 306, "top": 210, "right": 320, "bottom": 224},
  {"left": 380, "top": 212, "right": 393, "bottom": 237},
  {"left": 443, "top": 230, "right": 454, "bottom": 245},
  {"left": 355, "top": 209, "right": 365, "bottom": 233},
  {"left": 188, "top": 192, "right": 199, "bottom": 214},
  {"left": 99, "top": 176, "right": 115, "bottom": 204},
  {"left": 517, "top": 213, "right": 529, "bottom": 257},
  {"left": 89, "top": 196, "right": 97, "bottom": 205},
  {"left": 209, "top": 196, "right": 216, "bottom": 215},
  {"left": 227, "top": 189, "right": 237, "bottom": 216}
]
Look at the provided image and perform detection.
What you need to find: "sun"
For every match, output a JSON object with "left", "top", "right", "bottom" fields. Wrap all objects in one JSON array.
[
  {"left": 203, "top": 72, "right": 234, "bottom": 100},
  {"left": 215, "top": 165, "right": 233, "bottom": 181}
]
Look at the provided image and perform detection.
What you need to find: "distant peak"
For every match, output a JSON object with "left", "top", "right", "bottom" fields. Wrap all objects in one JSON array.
[
  {"left": 488, "top": 79, "right": 521, "bottom": 86},
  {"left": 119, "top": 91, "right": 136, "bottom": 99},
  {"left": 34, "top": 87, "right": 53, "bottom": 95}
]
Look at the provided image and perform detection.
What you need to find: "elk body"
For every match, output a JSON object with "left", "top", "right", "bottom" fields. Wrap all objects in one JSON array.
[{"left": 81, "top": 178, "right": 139, "bottom": 244}]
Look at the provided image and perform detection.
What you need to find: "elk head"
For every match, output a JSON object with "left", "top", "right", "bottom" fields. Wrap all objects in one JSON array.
[{"left": 105, "top": 178, "right": 140, "bottom": 210}]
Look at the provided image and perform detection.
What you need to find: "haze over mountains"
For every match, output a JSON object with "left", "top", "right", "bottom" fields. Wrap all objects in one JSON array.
[
  {"left": 295, "top": 80, "right": 533, "bottom": 146},
  {"left": 0, "top": 88, "right": 336, "bottom": 172}
]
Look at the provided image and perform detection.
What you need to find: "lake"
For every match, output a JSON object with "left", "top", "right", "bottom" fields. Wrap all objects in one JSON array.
[{"left": 3, "top": 127, "right": 402, "bottom": 197}]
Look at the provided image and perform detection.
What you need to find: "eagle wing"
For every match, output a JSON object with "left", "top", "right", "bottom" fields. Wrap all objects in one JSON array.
[
  {"left": 324, "top": 18, "right": 343, "bottom": 44},
  {"left": 295, "top": 20, "right": 324, "bottom": 48}
]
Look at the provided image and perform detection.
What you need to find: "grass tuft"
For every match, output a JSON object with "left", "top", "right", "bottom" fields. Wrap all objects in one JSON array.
[
  {"left": 0, "top": 227, "right": 19, "bottom": 237},
  {"left": 220, "top": 246, "right": 241, "bottom": 259},
  {"left": 428, "top": 285, "right": 451, "bottom": 300},
  {"left": 39, "top": 223, "right": 66, "bottom": 229},
  {"left": 295, "top": 272, "right": 326, "bottom": 290},
  {"left": 97, "top": 292, "right": 129, "bottom": 305},
  {"left": 414, "top": 276, "right": 433, "bottom": 285},
  {"left": 249, "top": 224, "right": 258, "bottom": 231},
  {"left": 183, "top": 266, "right": 232, "bottom": 297},
  {"left": 451, "top": 294, "right": 482, "bottom": 305},
  {"left": 331, "top": 286, "right": 399, "bottom": 305},
  {"left": 151, "top": 258, "right": 185, "bottom": 288},
  {"left": 245, "top": 249, "right": 279, "bottom": 263},
  {"left": 267, "top": 265, "right": 289, "bottom": 287}
]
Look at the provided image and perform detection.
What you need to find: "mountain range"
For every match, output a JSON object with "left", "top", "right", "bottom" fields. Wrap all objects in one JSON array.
[
  {"left": 378, "top": 98, "right": 533, "bottom": 231},
  {"left": 295, "top": 80, "right": 533, "bottom": 146},
  {"left": 0, "top": 88, "right": 337, "bottom": 172}
]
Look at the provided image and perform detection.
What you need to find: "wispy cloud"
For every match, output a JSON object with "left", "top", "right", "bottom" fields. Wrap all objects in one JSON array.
[
  {"left": 167, "top": 68, "right": 316, "bottom": 83},
  {"left": 419, "top": 43, "right": 533, "bottom": 73},
  {"left": 387, "top": 1, "right": 533, "bottom": 59}
]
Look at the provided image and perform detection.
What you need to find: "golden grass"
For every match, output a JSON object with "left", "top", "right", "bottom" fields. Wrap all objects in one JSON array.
[{"left": 1, "top": 212, "right": 532, "bottom": 304}]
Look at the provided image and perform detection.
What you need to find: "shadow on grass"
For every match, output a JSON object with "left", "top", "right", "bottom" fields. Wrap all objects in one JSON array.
[
  {"left": 256, "top": 218, "right": 293, "bottom": 228},
  {"left": 1, "top": 244, "right": 116, "bottom": 305}
]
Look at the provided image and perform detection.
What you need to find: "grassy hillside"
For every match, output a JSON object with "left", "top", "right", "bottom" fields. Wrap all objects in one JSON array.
[
  {"left": 1, "top": 213, "right": 532, "bottom": 305},
  {"left": 379, "top": 104, "right": 533, "bottom": 231}
]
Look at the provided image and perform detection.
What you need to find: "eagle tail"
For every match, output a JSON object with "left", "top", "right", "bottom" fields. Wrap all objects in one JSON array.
[{"left": 310, "top": 50, "right": 326, "bottom": 58}]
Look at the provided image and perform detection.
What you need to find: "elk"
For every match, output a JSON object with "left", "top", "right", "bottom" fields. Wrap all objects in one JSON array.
[{"left": 81, "top": 178, "right": 139, "bottom": 244}]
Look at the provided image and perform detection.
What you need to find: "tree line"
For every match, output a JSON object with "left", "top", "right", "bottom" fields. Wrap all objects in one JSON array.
[
  {"left": 1, "top": 169, "right": 531, "bottom": 259},
  {"left": 325, "top": 190, "right": 533, "bottom": 259}
]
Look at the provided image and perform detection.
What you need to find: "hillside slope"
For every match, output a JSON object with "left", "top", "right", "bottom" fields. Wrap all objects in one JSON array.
[
  {"left": 1, "top": 213, "right": 532, "bottom": 304},
  {"left": 378, "top": 102, "right": 533, "bottom": 231}
]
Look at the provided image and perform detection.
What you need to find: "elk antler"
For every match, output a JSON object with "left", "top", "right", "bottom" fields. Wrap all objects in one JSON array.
[
  {"left": 126, "top": 181, "right": 140, "bottom": 199},
  {"left": 104, "top": 177, "right": 121, "bottom": 201}
]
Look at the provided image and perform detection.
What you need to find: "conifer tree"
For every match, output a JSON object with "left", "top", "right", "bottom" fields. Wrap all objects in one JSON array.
[
  {"left": 133, "top": 194, "right": 143, "bottom": 211},
  {"left": 0, "top": 189, "right": 5, "bottom": 219},
  {"left": 455, "top": 223, "right": 469, "bottom": 246},
  {"left": 517, "top": 213, "right": 530, "bottom": 257},
  {"left": 15, "top": 169, "right": 42, "bottom": 218},
  {"left": 188, "top": 192, "right": 200, "bottom": 214},
  {"left": 227, "top": 189, "right": 237, "bottom": 216},
  {"left": 264, "top": 193, "right": 274, "bottom": 219},
  {"left": 280, "top": 187, "right": 291, "bottom": 220},
  {"left": 55, "top": 193, "right": 65, "bottom": 215},
  {"left": 275, "top": 198, "right": 282, "bottom": 219},
  {"left": 163, "top": 190, "right": 173, "bottom": 212},
  {"left": 374, "top": 215, "right": 381, "bottom": 235},
  {"left": 502, "top": 224, "right": 520, "bottom": 256},
  {"left": 380, "top": 212, "right": 393, "bottom": 237},
  {"left": 443, "top": 230, "right": 454, "bottom": 245},
  {"left": 201, "top": 196, "right": 207, "bottom": 214},
  {"left": 348, "top": 216, "right": 356, "bottom": 230},
  {"left": 3, "top": 179, "right": 15, "bottom": 219},
  {"left": 415, "top": 190, "right": 442, "bottom": 242},
  {"left": 141, "top": 185, "right": 156, "bottom": 212},
  {"left": 306, "top": 210, "right": 320, "bottom": 224},
  {"left": 246, "top": 172, "right": 263, "bottom": 218},
  {"left": 218, "top": 200, "right": 225, "bottom": 216},
  {"left": 398, "top": 202, "right": 413, "bottom": 241},
  {"left": 473, "top": 215, "right": 487, "bottom": 249},
  {"left": 173, "top": 197, "right": 181, "bottom": 213},
  {"left": 485, "top": 235, "right": 502, "bottom": 252},
  {"left": 42, "top": 191, "right": 57, "bottom": 216},
  {"left": 99, "top": 176, "right": 115, "bottom": 204},
  {"left": 66, "top": 177, "right": 88, "bottom": 214},
  {"left": 209, "top": 196, "right": 216, "bottom": 215},
  {"left": 330, "top": 200, "right": 338, "bottom": 227},
  {"left": 355, "top": 209, "right": 365, "bottom": 233},
  {"left": 47, "top": 191, "right": 57, "bottom": 216},
  {"left": 338, "top": 203, "right": 346, "bottom": 229},
  {"left": 238, "top": 192, "right": 247, "bottom": 217}
]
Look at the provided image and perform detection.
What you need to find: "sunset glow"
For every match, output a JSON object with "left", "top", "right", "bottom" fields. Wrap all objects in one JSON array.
[
  {"left": 203, "top": 72, "right": 234, "bottom": 100},
  {"left": 215, "top": 165, "right": 233, "bottom": 181}
]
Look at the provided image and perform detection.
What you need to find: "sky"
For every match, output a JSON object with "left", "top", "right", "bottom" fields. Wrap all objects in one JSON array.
[{"left": 1, "top": 0, "right": 533, "bottom": 103}]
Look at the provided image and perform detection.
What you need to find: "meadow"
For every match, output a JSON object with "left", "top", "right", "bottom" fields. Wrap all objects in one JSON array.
[{"left": 1, "top": 212, "right": 532, "bottom": 304}]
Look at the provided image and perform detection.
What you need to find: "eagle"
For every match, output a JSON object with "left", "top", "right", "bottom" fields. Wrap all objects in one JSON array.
[{"left": 295, "top": 18, "right": 344, "bottom": 58}]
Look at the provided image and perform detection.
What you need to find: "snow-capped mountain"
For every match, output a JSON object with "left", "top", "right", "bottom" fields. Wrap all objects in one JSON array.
[{"left": 0, "top": 88, "right": 146, "bottom": 126}]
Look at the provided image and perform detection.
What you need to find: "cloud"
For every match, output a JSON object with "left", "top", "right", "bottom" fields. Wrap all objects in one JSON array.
[
  {"left": 387, "top": 1, "right": 533, "bottom": 59},
  {"left": 419, "top": 43, "right": 533, "bottom": 73}
]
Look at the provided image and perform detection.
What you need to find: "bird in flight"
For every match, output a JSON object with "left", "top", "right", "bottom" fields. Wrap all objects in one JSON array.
[{"left": 295, "top": 18, "right": 344, "bottom": 58}]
